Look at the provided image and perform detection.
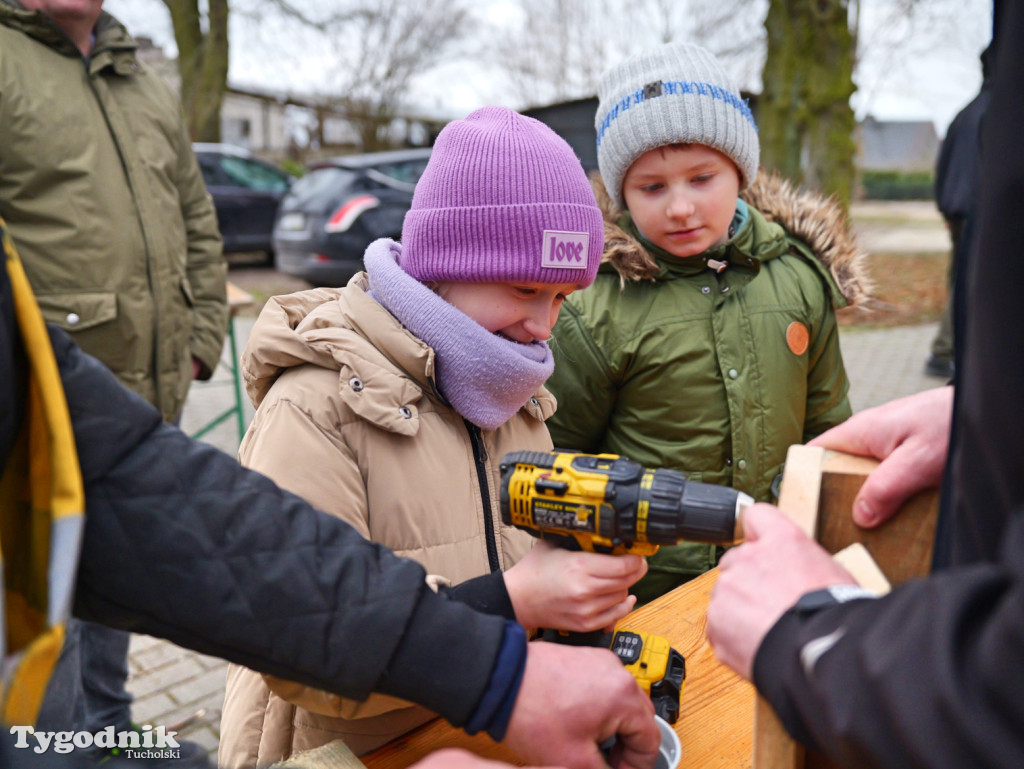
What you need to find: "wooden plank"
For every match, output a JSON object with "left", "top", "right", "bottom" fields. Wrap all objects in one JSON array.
[
  {"left": 227, "top": 281, "right": 255, "bottom": 312},
  {"left": 363, "top": 568, "right": 755, "bottom": 769},
  {"left": 752, "top": 444, "right": 828, "bottom": 769},
  {"left": 757, "top": 447, "right": 939, "bottom": 769},
  {"left": 775, "top": 445, "right": 826, "bottom": 538},
  {"left": 753, "top": 698, "right": 803, "bottom": 769}
]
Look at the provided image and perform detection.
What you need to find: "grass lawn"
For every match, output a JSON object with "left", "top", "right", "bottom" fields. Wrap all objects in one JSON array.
[{"left": 837, "top": 250, "right": 950, "bottom": 329}]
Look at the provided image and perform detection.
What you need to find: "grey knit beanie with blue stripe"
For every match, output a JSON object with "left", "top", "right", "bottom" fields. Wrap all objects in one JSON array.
[{"left": 595, "top": 42, "right": 760, "bottom": 208}]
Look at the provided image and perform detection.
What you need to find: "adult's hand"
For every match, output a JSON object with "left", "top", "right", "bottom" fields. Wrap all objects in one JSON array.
[
  {"left": 410, "top": 748, "right": 562, "bottom": 769},
  {"left": 808, "top": 386, "right": 953, "bottom": 527},
  {"left": 707, "top": 504, "right": 857, "bottom": 680},
  {"left": 504, "top": 641, "right": 660, "bottom": 769}
]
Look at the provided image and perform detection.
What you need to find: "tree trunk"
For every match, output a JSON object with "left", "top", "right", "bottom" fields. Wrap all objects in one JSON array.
[
  {"left": 760, "top": 0, "right": 857, "bottom": 207},
  {"left": 164, "top": 0, "right": 230, "bottom": 143}
]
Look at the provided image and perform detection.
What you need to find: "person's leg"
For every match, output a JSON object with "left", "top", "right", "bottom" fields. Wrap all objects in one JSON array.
[
  {"left": 78, "top": 621, "right": 135, "bottom": 734},
  {"left": 926, "top": 217, "right": 963, "bottom": 377},
  {"left": 35, "top": 619, "right": 131, "bottom": 760},
  {"left": 35, "top": 619, "right": 89, "bottom": 732}
]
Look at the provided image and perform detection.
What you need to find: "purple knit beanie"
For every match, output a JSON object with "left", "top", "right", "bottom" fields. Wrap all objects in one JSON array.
[{"left": 401, "top": 106, "right": 602, "bottom": 288}]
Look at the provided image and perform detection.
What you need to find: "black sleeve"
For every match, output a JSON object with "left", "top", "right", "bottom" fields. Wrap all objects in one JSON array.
[
  {"left": 52, "top": 327, "right": 506, "bottom": 728},
  {"left": 753, "top": 509, "right": 1024, "bottom": 768},
  {"left": 443, "top": 570, "right": 518, "bottom": 621}
]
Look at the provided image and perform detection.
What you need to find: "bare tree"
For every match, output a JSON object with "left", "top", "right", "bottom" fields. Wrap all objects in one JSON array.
[
  {"left": 491, "top": 0, "right": 761, "bottom": 108},
  {"left": 320, "top": 0, "right": 473, "bottom": 150},
  {"left": 158, "top": 0, "right": 472, "bottom": 151},
  {"left": 163, "top": 0, "right": 229, "bottom": 142},
  {"left": 490, "top": 0, "right": 617, "bottom": 107},
  {"left": 854, "top": 0, "right": 989, "bottom": 124}
]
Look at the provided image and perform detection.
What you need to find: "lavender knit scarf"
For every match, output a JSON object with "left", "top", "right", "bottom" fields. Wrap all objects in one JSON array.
[{"left": 364, "top": 239, "right": 553, "bottom": 430}]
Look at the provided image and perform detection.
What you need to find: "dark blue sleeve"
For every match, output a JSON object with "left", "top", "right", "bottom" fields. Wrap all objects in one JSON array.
[{"left": 50, "top": 326, "right": 508, "bottom": 728}]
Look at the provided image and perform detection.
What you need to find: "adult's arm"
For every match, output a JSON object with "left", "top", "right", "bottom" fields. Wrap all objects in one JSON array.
[
  {"left": 172, "top": 116, "right": 227, "bottom": 379},
  {"left": 55, "top": 325, "right": 503, "bottom": 727},
  {"left": 708, "top": 504, "right": 1024, "bottom": 768},
  {"left": 755, "top": 511, "right": 1024, "bottom": 768}
]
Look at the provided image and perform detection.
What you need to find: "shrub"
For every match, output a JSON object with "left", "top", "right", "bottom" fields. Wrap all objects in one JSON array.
[{"left": 860, "top": 170, "right": 934, "bottom": 200}]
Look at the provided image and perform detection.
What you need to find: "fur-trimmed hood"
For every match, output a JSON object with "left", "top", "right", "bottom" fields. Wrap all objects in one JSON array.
[{"left": 593, "top": 171, "right": 871, "bottom": 306}]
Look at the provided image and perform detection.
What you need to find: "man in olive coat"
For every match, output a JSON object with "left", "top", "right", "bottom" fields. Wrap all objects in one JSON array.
[{"left": 0, "top": 0, "right": 227, "bottom": 759}]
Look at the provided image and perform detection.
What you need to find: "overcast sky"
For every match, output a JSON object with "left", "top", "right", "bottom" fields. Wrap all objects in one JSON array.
[{"left": 106, "top": 0, "right": 991, "bottom": 137}]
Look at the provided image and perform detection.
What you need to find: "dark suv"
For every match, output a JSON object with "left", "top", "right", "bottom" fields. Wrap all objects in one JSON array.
[
  {"left": 193, "top": 143, "right": 292, "bottom": 256},
  {"left": 272, "top": 148, "right": 431, "bottom": 285}
]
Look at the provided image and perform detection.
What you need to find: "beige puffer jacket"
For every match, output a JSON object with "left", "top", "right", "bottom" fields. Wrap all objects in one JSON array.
[{"left": 218, "top": 276, "right": 547, "bottom": 766}]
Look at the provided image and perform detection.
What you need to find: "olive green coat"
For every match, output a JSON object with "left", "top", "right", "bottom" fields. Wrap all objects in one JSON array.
[
  {"left": 0, "top": 1, "right": 226, "bottom": 422},
  {"left": 546, "top": 173, "right": 870, "bottom": 602}
]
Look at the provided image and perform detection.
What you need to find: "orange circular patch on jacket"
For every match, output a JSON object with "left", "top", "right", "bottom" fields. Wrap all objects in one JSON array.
[{"left": 786, "top": 321, "right": 809, "bottom": 356}]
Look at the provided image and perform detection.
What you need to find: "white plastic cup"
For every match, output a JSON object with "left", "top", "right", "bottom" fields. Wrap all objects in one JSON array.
[{"left": 654, "top": 715, "right": 682, "bottom": 769}]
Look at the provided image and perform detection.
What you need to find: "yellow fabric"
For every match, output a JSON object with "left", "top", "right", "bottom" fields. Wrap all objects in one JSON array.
[
  {"left": 2, "top": 624, "right": 64, "bottom": 726},
  {"left": 1, "top": 219, "right": 85, "bottom": 725}
]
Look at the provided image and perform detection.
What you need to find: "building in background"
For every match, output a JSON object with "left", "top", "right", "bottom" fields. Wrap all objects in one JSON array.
[
  {"left": 858, "top": 115, "right": 940, "bottom": 173},
  {"left": 136, "top": 37, "right": 447, "bottom": 162}
]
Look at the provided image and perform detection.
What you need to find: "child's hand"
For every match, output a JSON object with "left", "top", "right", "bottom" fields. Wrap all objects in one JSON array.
[{"left": 504, "top": 540, "right": 648, "bottom": 633}]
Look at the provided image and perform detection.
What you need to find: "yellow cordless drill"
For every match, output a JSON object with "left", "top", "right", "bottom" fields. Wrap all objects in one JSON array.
[{"left": 498, "top": 449, "right": 754, "bottom": 723}]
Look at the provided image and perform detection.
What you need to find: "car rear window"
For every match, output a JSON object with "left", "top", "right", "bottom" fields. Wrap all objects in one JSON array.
[
  {"left": 373, "top": 159, "right": 430, "bottom": 186},
  {"left": 217, "top": 156, "right": 291, "bottom": 192},
  {"left": 284, "top": 167, "right": 357, "bottom": 207}
]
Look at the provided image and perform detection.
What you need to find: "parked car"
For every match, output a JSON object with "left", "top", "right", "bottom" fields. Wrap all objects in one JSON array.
[
  {"left": 272, "top": 148, "right": 432, "bottom": 285},
  {"left": 193, "top": 143, "right": 292, "bottom": 256}
]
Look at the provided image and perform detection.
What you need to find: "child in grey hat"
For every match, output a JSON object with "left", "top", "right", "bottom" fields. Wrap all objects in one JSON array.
[{"left": 545, "top": 41, "right": 872, "bottom": 603}]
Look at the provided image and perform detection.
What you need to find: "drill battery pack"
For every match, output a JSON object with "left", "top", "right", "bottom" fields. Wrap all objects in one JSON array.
[
  {"left": 542, "top": 626, "right": 686, "bottom": 724},
  {"left": 609, "top": 629, "right": 686, "bottom": 725}
]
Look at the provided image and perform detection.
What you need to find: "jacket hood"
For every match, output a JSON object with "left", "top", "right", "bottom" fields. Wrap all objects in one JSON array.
[
  {"left": 241, "top": 279, "right": 436, "bottom": 412},
  {"left": 593, "top": 171, "right": 871, "bottom": 306},
  {"left": 0, "top": 0, "right": 136, "bottom": 59}
]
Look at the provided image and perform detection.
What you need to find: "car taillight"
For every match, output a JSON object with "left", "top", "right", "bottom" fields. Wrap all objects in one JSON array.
[{"left": 325, "top": 195, "right": 380, "bottom": 233}]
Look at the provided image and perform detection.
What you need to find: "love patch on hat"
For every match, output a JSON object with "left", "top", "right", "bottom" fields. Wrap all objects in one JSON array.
[
  {"left": 786, "top": 321, "right": 809, "bottom": 356},
  {"left": 541, "top": 230, "right": 590, "bottom": 269}
]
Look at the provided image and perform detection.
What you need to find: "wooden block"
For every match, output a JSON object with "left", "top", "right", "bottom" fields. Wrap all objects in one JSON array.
[
  {"left": 754, "top": 446, "right": 940, "bottom": 769},
  {"left": 753, "top": 445, "right": 826, "bottom": 769},
  {"left": 832, "top": 543, "right": 890, "bottom": 596}
]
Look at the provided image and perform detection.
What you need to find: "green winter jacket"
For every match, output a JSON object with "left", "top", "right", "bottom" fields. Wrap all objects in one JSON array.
[
  {"left": 546, "top": 173, "right": 870, "bottom": 603},
  {"left": 0, "top": 1, "right": 226, "bottom": 422}
]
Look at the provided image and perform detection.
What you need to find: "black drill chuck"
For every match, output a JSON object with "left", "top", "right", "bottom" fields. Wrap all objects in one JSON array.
[{"left": 643, "top": 468, "right": 749, "bottom": 545}]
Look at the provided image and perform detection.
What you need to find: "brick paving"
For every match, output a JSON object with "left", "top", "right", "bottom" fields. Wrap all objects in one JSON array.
[{"left": 129, "top": 201, "right": 953, "bottom": 763}]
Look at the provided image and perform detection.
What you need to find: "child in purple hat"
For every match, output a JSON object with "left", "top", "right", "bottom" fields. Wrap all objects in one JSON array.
[{"left": 218, "top": 106, "right": 648, "bottom": 766}]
